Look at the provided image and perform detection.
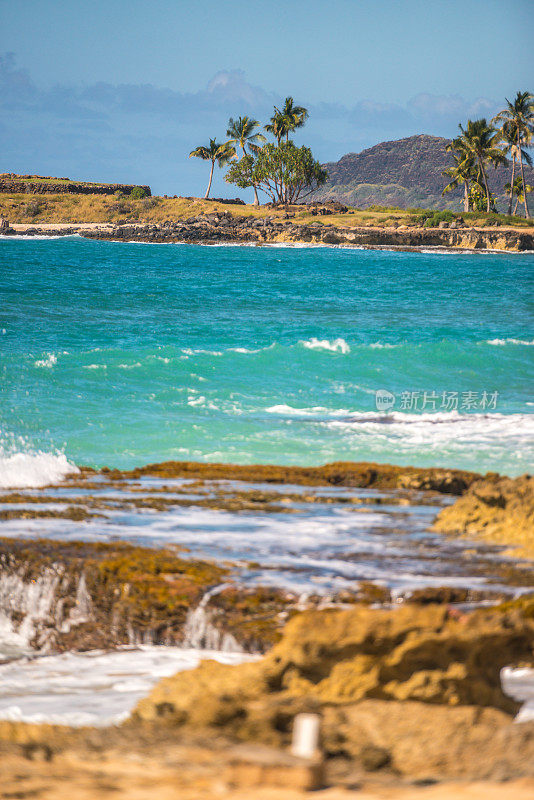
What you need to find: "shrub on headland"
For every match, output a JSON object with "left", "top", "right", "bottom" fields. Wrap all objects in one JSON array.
[{"left": 130, "top": 185, "right": 149, "bottom": 199}]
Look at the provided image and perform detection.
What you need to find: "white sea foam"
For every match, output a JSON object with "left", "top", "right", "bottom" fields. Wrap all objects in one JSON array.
[
  {"left": 228, "top": 343, "right": 275, "bottom": 354},
  {"left": 0, "top": 647, "right": 255, "bottom": 726},
  {"left": 34, "top": 353, "right": 57, "bottom": 368},
  {"left": 367, "top": 342, "right": 400, "bottom": 349},
  {"left": 501, "top": 667, "right": 534, "bottom": 723},
  {"left": 266, "top": 404, "right": 349, "bottom": 417},
  {"left": 187, "top": 395, "right": 206, "bottom": 407},
  {"left": 182, "top": 347, "right": 224, "bottom": 356},
  {"left": 486, "top": 338, "right": 534, "bottom": 346},
  {"left": 0, "top": 451, "right": 78, "bottom": 489},
  {"left": 327, "top": 410, "right": 534, "bottom": 452},
  {"left": 0, "top": 234, "right": 82, "bottom": 241},
  {"left": 300, "top": 337, "right": 350, "bottom": 354}
]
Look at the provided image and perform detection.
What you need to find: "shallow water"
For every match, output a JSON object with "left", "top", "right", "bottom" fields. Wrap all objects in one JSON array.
[
  {"left": 0, "top": 476, "right": 528, "bottom": 598},
  {"left": 1, "top": 238, "right": 533, "bottom": 478}
]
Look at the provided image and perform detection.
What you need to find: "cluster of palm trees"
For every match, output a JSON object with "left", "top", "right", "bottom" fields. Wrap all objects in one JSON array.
[
  {"left": 442, "top": 90, "right": 533, "bottom": 217},
  {"left": 189, "top": 97, "right": 308, "bottom": 203}
]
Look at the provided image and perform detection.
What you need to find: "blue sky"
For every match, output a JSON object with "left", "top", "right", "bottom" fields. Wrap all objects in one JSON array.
[{"left": 1, "top": 0, "right": 532, "bottom": 197}]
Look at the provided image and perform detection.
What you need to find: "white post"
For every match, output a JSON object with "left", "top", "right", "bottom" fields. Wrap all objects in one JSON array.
[{"left": 291, "top": 713, "right": 321, "bottom": 759}]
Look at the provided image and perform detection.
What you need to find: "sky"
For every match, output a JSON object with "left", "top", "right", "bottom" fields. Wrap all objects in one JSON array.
[{"left": 1, "top": 0, "right": 532, "bottom": 197}]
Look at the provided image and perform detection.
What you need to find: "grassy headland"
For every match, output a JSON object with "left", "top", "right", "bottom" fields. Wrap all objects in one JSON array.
[{"left": 1, "top": 192, "right": 533, "bottom": 229}]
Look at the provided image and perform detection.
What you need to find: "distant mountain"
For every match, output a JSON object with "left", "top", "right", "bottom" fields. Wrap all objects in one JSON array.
[{"left": 312, "top": 134, "right": 533, "bottom": 211}]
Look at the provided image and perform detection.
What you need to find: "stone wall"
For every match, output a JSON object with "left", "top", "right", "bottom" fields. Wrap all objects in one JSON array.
[{"left": 0, "top": 175, "right": 151, "bottom": 196}]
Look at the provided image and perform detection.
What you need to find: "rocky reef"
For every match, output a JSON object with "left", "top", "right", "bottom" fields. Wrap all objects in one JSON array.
[
  {"left": 79, "top": 216, "right": 534, "bottom": 251},
  {"left": 1, "top": 599, "right": 533, "bottom": 792},
  {"left": 136, "top": 601, "right": 534, "bottom": 723},
  {"left": 5, "top": 214, "right": 532, "bottom": 250},
  {"left": 0, "top": 538, "right": 291, "bottom": 654},
  {"left": 434, "top": 474, "right": 534, "bottom": 557},
  {"left": 112, "top": 459, "right": 479, "bottom": 494},
  {"left": 130, "top": 601, "right": 534, "bottom": 781}
]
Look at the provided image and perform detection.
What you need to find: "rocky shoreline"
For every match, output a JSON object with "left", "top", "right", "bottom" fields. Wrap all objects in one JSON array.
[
  {"left": 1, "top": 462, "right": 532, "bottom": 659},
  {"left": 0, "top": 461, "right": 532, "bottom": 796},
  {"left": 0, "top": 599, "right": 532, "bottom": 797},
  {"left": 3, "top": 215, "right": 534, "bottom": 251}
]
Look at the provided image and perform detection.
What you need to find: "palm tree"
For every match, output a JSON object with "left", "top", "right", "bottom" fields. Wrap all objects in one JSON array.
[
  {"left": 265, "top": 97, "right": 309, "bottom": 144},
  {"left": 189, "top": 139, "right": 236, "bottom": 199},
  {"left": 506, "top": 175, "right": 533, "bottom": 216},
  {"left": 442, "top": 137, "right": 476, "bottom": 212},
  {"left": 499, "top": 121, "right": 519, "bottom": 215},
  {"left": 498, "top": 120, "right": 533, "bottom": 215},
  {"left": 493, "top": 91, "right": 534, "bottom": 218},
  {"left": 280, "top": 96, "right": 308, "bottom": 142},
  {"left": 226, "top": 116, "right": 267, "bottom": 206},
  {"left": 457, "top": 119, "right": 507, "bottom": 212},
  {"left": 265, "top": 108, "right": 286, "bottom": 144}
]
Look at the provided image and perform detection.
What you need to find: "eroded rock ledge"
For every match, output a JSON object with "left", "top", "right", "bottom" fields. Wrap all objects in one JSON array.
[
  {"left": 82, "top": 218, "right": 534, "bottom": 251},
  {"left": 101, "top": 459, "right": 480, "bottom": 494},
  {"left": 0, "top": 539, "right": 290, "bottom": 653},
  {"left": 5, "top": 217, "right": 533, "bottom": 250}
]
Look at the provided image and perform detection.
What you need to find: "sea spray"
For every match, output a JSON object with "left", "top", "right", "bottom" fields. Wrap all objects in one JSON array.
[
  {"left": 0, "top": 446, "right": 78, "bottom": 489},
  {"left": 182, "top": 584, "right": 243, "bottom": 653}
]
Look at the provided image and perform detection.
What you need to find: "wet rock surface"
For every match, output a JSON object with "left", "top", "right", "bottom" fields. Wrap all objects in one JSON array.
[
  {"left": 434, "top": 474, "right": 534, "bottom": 557},
  {"left": 0, "top": 538, "right": 296, "bottom": 653},
  {"left": 1, "top": 461, "right": 532, "bottom": 659},
  {"left": 0, "top": 600, "right": 533, "bottom": 789},
  {"left": 112, "top": 459, "right": 480, "bottom": 493}
]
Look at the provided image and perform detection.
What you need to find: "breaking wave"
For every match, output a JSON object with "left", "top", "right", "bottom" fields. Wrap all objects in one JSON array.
[
  {"left": 0, "top": 448, "right": 78, "bottom": 489},
  {"left": 486, "top": 338, "right": 534, "bottom": 346},
  {"left": 300, "top": 337, "right": 350, "bottom": 354}
]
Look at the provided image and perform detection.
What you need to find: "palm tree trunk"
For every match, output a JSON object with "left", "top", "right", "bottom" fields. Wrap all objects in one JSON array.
[
  {"left": 517, "top": 132, "right": 530, "bottom": 219},
  {"left": 508, "top": 155, "right": 516, "bottom": 216},
  {"left": 478, "top": 157, "right": 492, "bottom": 213},
  {"left": 243, "top": 143, "right": 260, "bottom": 207},
  {"left": 205, "top": 160, "right": 215, "bottom": 199},
  {"left": 463, "top": 181, "right": 469, "bottom": 213}
]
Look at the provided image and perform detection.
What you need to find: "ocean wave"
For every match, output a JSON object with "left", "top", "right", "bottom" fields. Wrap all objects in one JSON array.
[
  {"left": 300, "top": 337, "right": 350, "bottom": 354},
  {"left": 326, "top": 410, "right": 534, "bottom": 450},
  {"left": 266, "top": 404, "right": 350, "bottom": 417},
  {"left": 181, "top": 347, "right": 224, "bottom": 357},
  {"left": 228, "top": 344, "right": 275, "bottom": 354},
  {"left": 34, "top": 353, "right": 57, "bottom": 368},
  {"left": 486, "top": 338, "right": 534, "bottom": 346},
  {"left": 0, "top": 451, "right": 78, "bottom": 489}
]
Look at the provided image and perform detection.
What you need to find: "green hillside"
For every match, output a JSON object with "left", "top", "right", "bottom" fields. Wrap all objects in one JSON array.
[{"left": 312, "top": 134, "right": 533, "bottom": 211}]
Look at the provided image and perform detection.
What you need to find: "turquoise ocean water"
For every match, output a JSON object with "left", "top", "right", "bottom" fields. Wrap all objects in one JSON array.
[{"left": 1, "top": 236, "right": 533, "bottom": 482}]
